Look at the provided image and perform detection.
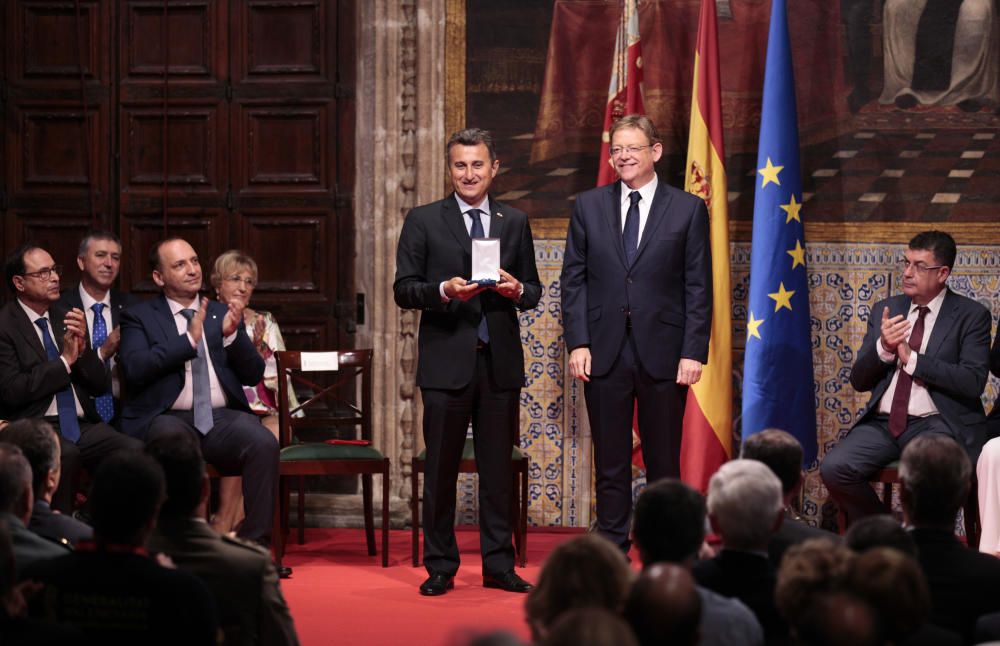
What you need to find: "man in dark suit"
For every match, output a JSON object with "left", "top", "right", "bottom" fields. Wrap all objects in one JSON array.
[
  {"left": 2, "top": 419, "right": 92, "bottom": 547},
  {"left": 0, "top": 244, "right": 141, "bottom": 512},
  {"left": 146, "top": 432, "right": 298, "bottom": 646},
  {"left": 57, "top": 231, "right": 140, "bottom": 427},
  {"left": 693, "top": 459, "right": 787, "bottom": 643},
  {"left": 560, "top": 114, "right": 712, "bottom": 551},
  {"left": 741, "top": 428, "right": 839, "bottom": 564},
  {"left": 900, "top": 434, "right": 1000, "bottom": 642},
  {"left": 119, "top": 238, "right": 277, "bottom": 549},
  {"left": 22, "top": 451, "right": 219, "bottom": 643},
  {"left": 394, "top": 127, "right": 541, "bottom": 596},
  {"left": 821, "top": 231, "right": 991, "bottom": 526},
  {"left": 0, "top": 444, "right": 69, "bottom": 574}
]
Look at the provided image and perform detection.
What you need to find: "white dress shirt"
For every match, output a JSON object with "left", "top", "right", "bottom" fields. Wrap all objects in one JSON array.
[
  {"left": 439, "top": 194, "right": 493, "bottom": 301},
  {"left": 619, "top": 173, "right": 659, "bottom": 246},
  {"left": 79, "top": 285, "right": 120, "bottom": 397},
  {"left": 875, "top": 288, "right": 946, "bottom": 417},
  {"left": 165, "top": 297, "right": 233, "bottom": 411}
]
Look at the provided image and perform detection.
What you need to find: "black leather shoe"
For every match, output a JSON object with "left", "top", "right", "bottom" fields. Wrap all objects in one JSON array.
[
  {"left": 419, "top": 572, "right": 454, "bottom": 596},
  {"left": 277, "top": 565, "right": 293, "bottom": 579},
  {"left": 483, "top": 570, "right": 532, "bottom": 593}
]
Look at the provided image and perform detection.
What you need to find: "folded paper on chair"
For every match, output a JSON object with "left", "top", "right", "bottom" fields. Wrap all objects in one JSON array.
[
  {"left": 470, "top": 238, "right": 500, "bottom": 286},
  {"left": 301, "top": 352, "right": 339, "bottom": 372}
]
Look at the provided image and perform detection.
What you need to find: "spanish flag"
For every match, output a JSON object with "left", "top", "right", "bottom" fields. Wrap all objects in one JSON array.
[
  {"left": 597, "top": 0, "right": 644, "bottom": 186},
  {"left": 680, "top": 0, "right": 732, "bottom": 491}
]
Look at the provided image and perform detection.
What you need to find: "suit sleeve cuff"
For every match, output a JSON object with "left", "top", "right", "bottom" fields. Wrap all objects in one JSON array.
[
  {"left": 223, "top": 330, "right": 237, "bottom": 347},
  {"left": 904, "top": 352, "right": 918, "bottom": 375},
  {"left": 439, "top": 282, "right": 450, "bottom": 303}
]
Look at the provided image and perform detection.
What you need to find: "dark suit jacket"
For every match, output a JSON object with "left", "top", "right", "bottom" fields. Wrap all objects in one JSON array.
[
  {"left": 29, "top": 500, "right": 92, "bottom": 547},
  {"left": 561, "top": 179, "right": 712, "bottom": 379},
  {"left": 1, "top": 512, "right": 70, "bottom": 576},
  {"left": 767, "top": 511, "right": 840, "bottom": 566},
  {"left": 118, "top": 295, "right": 265, "bottom": 439},
  {"left": 692, "top": 549, "right": 786, "bottom": 644},
  {"left": 148, "top": 517, "right": 299, "bottom": 646},
  {"left": 56, "top": 285, "right": 139, "bottom": 333},
  {"left": 393, "top": 194, "right": 542, "bottom": 390},
  {"left": 23, "top": 549, "right": 219, "bottom": 645},
  {"left": 910, "top": 527, "right": 1000, "bottom": 642},
  {"left": 0, "top": 300, "right": 109, "bottom": 422},
  {"left": 850, "top": 289, "right": 992, "bottom": 460}
]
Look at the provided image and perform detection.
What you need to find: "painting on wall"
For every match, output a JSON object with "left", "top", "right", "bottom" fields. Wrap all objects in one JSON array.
[
  {"left": 456, "top": 0, "right": 1000, "bottom": 530},
  {"left": 465, "top": 0, "right": 1000, "bottom": 230}
]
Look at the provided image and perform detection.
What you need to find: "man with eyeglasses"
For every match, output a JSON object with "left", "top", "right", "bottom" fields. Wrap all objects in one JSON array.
[
  {"left": 821, "top": 230, "right": 991, "bottom": 527},
  {"left": 118, "top": 238, "right": 278, "bottom": 555},
  {"left": 57, "top": 231, "right": 140, "bottom": 428},
  {"left": 561, "top": 114, "right": 712, "bottom": 554},
  {"left": 0, "top": 243, "right": 142, "bottom": 512}
]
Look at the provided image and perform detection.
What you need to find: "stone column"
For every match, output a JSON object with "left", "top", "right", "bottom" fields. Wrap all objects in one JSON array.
[{"left": 345, "top": 0, "right": 449, "bottom": 526}]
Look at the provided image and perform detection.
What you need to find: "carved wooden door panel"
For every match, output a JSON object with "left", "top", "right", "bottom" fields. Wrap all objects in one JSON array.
[
  {"left": 228, "top": 0, "right": 353, "bottom": 352},
  {"left": 2, "top": 1, "right": 354, "bottom": 347},
  {"left": 2, "top": 1, "right": 113, "bottom": 287}
]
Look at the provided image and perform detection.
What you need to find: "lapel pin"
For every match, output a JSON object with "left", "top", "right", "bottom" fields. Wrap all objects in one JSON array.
[
  {"left": 497, "top": 211, "right": 503, "bottom": 218},
  {"left": 212, "top": 315, "right": 217, "bottom": 319}
]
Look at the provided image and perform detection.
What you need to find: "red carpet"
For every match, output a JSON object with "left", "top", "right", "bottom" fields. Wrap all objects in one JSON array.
[{"left": 280, "top": 528, "right": 587, "bottom": 646}]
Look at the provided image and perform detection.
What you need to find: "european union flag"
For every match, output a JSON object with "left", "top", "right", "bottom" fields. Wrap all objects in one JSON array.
[{"left": 741, "top": 0, "right": 817, "bottom": 466}]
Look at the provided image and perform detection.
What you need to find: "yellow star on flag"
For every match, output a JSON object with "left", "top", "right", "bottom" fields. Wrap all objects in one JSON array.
[
  {"left": 768, "top": 282, "right": 795, "bottom": 312},
  {"left": 747, "top": 312, "right": 764, "bottom": 340},
  {"left": 780, "top": 194, "right": 802, "bottom": 223},
  {"left": 758, "top": 157, "right": 783, "bottom": 188},
  {"left": 787, "top": 240, "right": 806, "bottom": 269}
]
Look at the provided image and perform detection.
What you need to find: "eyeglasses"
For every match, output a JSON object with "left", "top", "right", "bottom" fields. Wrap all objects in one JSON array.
[
  {"left": 609, "top": 145, "right": 653, "bottom": 157},
  {"left": 900, "top": 259, "right": 945, "bottom": 274},
  {"left": 21, "top": 265, "right": 62, "bottom": 281},
  {"left": 224, "top": 275, "right": 256, "bottom": 287}
]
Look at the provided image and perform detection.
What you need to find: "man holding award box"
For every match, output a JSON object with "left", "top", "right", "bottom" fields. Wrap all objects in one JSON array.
[{"left": 394, "top": 127, "right": 541, "bottom": 596}]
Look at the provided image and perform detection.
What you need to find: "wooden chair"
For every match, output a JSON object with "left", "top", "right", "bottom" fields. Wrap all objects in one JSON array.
[
  {"left": 274, "top": 349, "right": 390, "bottom": 567},
  {"left": 410, "top": 438, "right": 529, "bottom": 568},
  {"left": 837, "top": 461, "right": 980, "bottom": 548}
]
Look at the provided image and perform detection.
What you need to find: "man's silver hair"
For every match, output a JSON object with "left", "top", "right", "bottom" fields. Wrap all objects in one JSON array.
[{"left": 707, "top": 459, "right": 783, "bottom": 550}]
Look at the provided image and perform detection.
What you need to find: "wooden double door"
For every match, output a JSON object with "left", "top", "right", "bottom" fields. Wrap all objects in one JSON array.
[{"left": 1, "top": 0, "right": 356, "bottom": 350}]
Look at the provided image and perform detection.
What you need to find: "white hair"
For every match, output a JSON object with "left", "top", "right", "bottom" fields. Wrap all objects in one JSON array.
[{"left": 707, "top": 459, "right": 783, "bottom": 550}]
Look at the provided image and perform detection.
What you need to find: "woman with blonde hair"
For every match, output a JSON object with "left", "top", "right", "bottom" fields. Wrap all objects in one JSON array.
[{"left": 209, "top": 250, "right": 296, "bottom": 534}]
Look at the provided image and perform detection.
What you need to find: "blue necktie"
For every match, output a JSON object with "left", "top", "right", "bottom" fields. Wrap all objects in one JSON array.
[
  {"left": 623, "top": 190, "right": 641, "bottom": 266},
  {"left": 90, "top": 303, "right": 114, "bottom": 423},
  {"left": 180, "top": 309, "right": 214, "bottom": 434},
  {"left": 468, "top": 208, "right": 490, "bottom": 344},
  {"left": 35, "top": 318, "right": 81, "bottom": 443}
]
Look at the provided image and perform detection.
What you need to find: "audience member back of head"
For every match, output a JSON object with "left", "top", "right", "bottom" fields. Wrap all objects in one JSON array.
[
  {"left": 524, "top": 533, "right": 632, "bottom": 643},
  {"left": 22, "top": 451, "right": 220, "bottom": 645},
  {"left": 899, "top": 434, "right": 1000, "bottom": 642},
  {"left": 632, "top": 478, "right": 764, "bottom": 646},
  {"left": 542, "top": 607, "right": 638, "bottom": 646},
  {"left": 623, "top": 562, "right": 700, "bottom": 646}
]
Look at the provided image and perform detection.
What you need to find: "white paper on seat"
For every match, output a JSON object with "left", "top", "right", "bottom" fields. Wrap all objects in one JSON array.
[
  {"left": 471, "top": 238, "right": 500, "bottom": 283},
  {"left": 300, "top": 352, "right": 339, "bottom": 372}
]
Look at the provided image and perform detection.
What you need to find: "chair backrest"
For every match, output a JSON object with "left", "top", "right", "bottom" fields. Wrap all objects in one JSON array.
[{"left": 274, "top": 349, "right": 373, "bottom": 449}]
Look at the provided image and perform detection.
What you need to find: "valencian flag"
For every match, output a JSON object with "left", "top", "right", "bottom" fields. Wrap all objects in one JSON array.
[
  {"left": 680, "top": 0, "right": 732, "bottom": 492},
  {"left": 597, "top": 0, "right": 644, "bottom": 186},
  {"left": 742, "top": 0, "right": 817, "bottom": 465}
]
